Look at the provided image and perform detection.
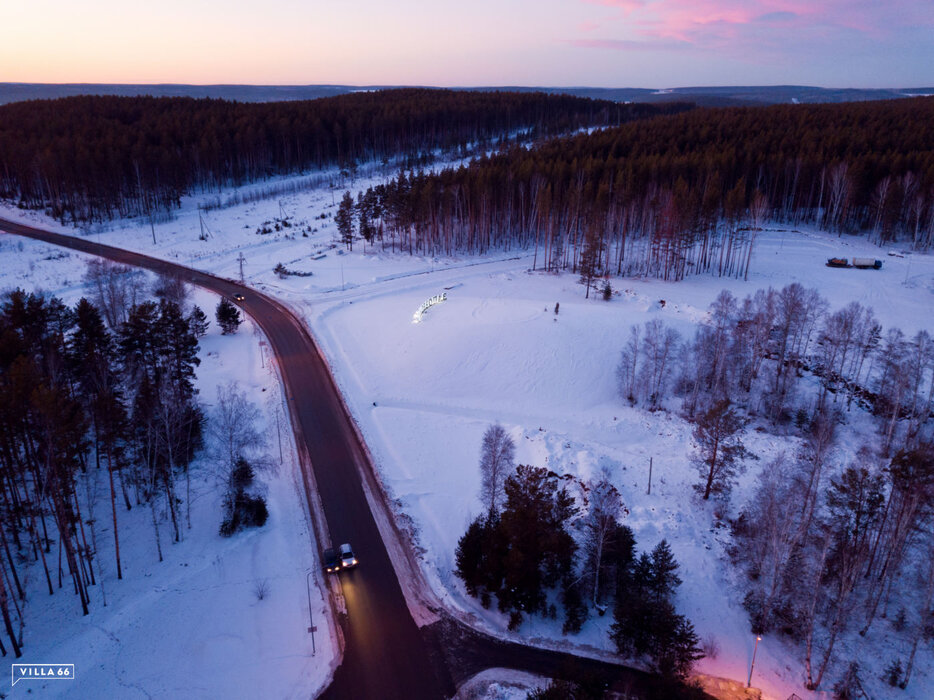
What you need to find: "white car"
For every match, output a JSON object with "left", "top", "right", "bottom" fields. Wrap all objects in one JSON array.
[{"left": 339, "top": 543, "right": 358, "bottom": 569}]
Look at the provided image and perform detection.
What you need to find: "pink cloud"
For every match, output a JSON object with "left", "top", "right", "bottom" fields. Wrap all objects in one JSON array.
[{"left": 581, "top": 0, "right": 933, "bottom": 49}]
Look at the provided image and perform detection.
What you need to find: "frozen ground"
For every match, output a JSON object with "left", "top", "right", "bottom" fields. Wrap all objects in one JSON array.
[
  {"left": 3, "top": 168, "right": 933, "bottom": 699},
  {"left": 0, "top": 236, "right": 335, "bottom": 699}
]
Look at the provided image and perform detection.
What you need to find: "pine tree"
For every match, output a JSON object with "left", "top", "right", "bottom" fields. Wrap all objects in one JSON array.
[
  {"left": 612, "top": 539, "right": 703, "bottom": 679},
  {"left": 188, "top": 305, "right": 209, "bottom": 338},
  {"left": 336, "top": 190, "right": 356, "bottom": 250},
  {"left": 648, "top": 539, "right": 683, "bottom": 602},
  {"left": 215, "top": 298, "right": 242, "bottom": 335},
  {"left": 561, "top": 577, "right": 587, "bottom": 634},
  {"left": 455, "top": 516, "right": 488, "bottom": 596}
]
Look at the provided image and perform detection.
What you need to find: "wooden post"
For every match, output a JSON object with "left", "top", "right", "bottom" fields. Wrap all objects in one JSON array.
[{"left": 647, "top": 457, "right": 653, "bottom": 495}]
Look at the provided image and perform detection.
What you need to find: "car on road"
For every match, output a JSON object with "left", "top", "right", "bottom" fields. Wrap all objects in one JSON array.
[
  {"left": 233, "top": 293, "right": 246, "bottom": 302},
  {"left": 323, "top": 547, "right": 341, "bottom": 574},
  {"left": 339, "top": 543, "right": 358, "bottom": 569}
]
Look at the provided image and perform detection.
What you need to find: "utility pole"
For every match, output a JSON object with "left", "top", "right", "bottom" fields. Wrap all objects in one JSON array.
[
  {"left": 199, "top": 207, "right": 206, "bottom": 241},
  {"left": 238, "top": 252, "right": 245, "bottom": 283},
  {"left": 647, "top": 457, "right": 653, "bottom": 495}
]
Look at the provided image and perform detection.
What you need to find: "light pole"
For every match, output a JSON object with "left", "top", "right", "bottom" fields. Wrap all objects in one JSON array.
[
  {"left": 305, "top": 570, "right": 316, "bottom": 655},
  {"left": 747, "top": 634, "right": 762, "bottom": 688}
]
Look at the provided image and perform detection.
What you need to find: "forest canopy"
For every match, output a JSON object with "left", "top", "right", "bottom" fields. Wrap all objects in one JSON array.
[
  {"left": 358, "top": 97, "right": 934, "bottom": 278},
  {"left": 0, "top": 89, "right": 688, "bottom": 223}
]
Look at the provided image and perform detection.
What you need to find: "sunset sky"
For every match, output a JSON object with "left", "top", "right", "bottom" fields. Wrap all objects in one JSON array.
[{"left": 3, "top": 0, "right": 932, "bottom": 87}]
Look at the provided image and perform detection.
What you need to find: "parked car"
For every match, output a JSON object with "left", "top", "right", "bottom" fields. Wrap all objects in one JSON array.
[
  {"left": 323, "top": 548, "right": 341, "bottom": 574},
  {"left": 339, "top": 543, "right": 358, "bottom": 569}
]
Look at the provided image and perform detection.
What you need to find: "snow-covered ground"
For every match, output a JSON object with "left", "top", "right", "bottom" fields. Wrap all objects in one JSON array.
[
  {"left": 3, "top": 167, "right": 933, "bottom": 699},
  {"left": 0, "top": 236, "right": 336, "bottom": 698}
]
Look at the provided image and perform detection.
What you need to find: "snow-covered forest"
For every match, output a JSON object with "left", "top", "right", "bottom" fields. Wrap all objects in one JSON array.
[
  {"left": 0, "top": 90, "right": 684, "bottom": 224},
  {"left": 352, "top": 98, "right": 934, "bottom": 278},
  {"left": 1, "top": 89, "right": 933, "bottom": 699},
  {"left": 0, "top": 236, "right": 333, "bottom": 697}
]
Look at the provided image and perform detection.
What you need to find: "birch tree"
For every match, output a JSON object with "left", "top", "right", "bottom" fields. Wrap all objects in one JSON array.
[{"left": 479, "top": 424, "right": 515, "bottom": 517}]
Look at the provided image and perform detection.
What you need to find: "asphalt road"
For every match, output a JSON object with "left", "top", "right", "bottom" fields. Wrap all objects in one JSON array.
[
  {"left": 0, "top": 218, "right": 452, "bottom": 698},
  {"left": 0, "top": 218, "right": 709, "bottom": 700}
]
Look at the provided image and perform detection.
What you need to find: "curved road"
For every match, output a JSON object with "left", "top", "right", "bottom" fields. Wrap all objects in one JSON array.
[{"left": 1, "top": 218, "right": 704, "bottom": 700}]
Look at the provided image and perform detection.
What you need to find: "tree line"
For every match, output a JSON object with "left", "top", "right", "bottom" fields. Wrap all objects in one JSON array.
[
  {"left": 0, "top": 89, "right": 681, "bottom": 224},
  {"left": 616, "top": 284, "right": 932, "bottom": 460},
  {"left": 340, "top": 97, "right": 934, "bottom": 276},
  {"left": 733, "top": 437, "right": 934, "bottom": 694},
  {"left": 613, "top": 286, "right": 933, "bottom": 693},
  {"left": 0, "top": 268, "right": 207, "bottom": 656}
]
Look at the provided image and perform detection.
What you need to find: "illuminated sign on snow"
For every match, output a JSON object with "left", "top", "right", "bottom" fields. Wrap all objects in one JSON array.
[{"left": 413, "top": 292, "right": 447, "bottom": 323}]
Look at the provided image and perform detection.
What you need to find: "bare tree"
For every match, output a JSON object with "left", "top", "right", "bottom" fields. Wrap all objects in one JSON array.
[
  {"left": 876, "top": 329, "right": 912, "bottom": 453},
  {"left": 732, "top": 454, "right": 806, "bottom": 633},
  {"left": 153, "top": 273, "right": 190, "bottom": 312},
  {"left": 479, "top": 424, "right": 515, "bottom": 517},
  {"left": 210, "top": 382, "right": 268, "bottom": 489},
  {"left": 769, "top": 283, "right": 827, "bottom": 421},
  {"left": 826, "top": 162, "right": 851, "bottom": 232},
  {"left": 692, "top": 399, "right": 749, "bottom": 500},
  {"left": 616, "top": 325, "right": 641, "bottom": 405},
  {"left": 685, "top": 290, "right": 737, "bottom": 415},
  {"left": 584, "top": 475, "right": 624, "bottom": 606},
  {"left": 903, "top": 533, "right": 934, "bottom": 688},
  {"left": 732, "top": 288, "right": 776, "bottom": 395},
  {"left": 83, "top": 259, "right": 145, "bottom": 328},
  {"left": 806, "top": 463, "right": 886, "bottom": 689},
  {"left": 903, "top": 331, "right": 934, "bottom": 448},
  {"left": 744, "top": 191, "right": 768, "bottom": 281},
  {"left": 861, "top": 445, "right": 934, "bottom": 633},
  {"left": 640, "top": 320, "right": 680, "bottom": 410}
]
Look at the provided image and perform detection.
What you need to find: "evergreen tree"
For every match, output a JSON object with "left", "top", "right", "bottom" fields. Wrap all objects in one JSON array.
[
  {"left": 499, "top": 465, "right": 578, "bottom": 617},
  {"left": 612, "top": 539, "right": 703, "bottom": 679},
  {"left": 455, "top": 515, "right": 488, "bottom": 597},
  {"left": 561, "top": 577, "right": 587, "bottom": 634},
  {"left": 648, "top": 539, "right": 683, "bottom": 602},
  {"left": 336, "top": 190, "right": 356, "bottom": 250},
  {"left": 188, "top": 305, "right": 209, "bottom": 338},
  {"left": 215, "top": 297, "right": 242, "bottom": 335}
]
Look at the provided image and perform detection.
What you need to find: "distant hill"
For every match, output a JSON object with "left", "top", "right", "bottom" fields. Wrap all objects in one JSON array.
[
  {"left": 0, "top": 83, "right": 360, "bottom": 105},
  {"left": 1, "top": 82, "right": 931, "bottom": 107}
]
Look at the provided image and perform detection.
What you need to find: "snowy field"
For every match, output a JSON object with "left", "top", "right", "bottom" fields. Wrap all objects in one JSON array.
[
  {"left": 0, "top": 236, "right": 336, "bottom": 699},
  {"left": 3, "top": 166, "right": 934, "bottom": 700}
]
